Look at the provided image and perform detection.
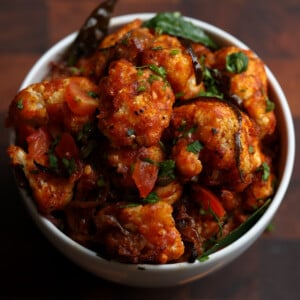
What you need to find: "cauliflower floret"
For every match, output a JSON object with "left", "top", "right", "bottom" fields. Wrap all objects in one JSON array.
[
  {"left": 94, "top": 201, "right": 184, "bottom": 264},
  {"left": 97, "top": 59, "right": 175, "bottom": 147}
]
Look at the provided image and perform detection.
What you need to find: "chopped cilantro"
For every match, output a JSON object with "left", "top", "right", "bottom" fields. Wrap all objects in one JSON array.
[
  {"left": 148, "top": 74, "right": 160, "bottom": 84},
  {"left": 152, "top": 46, "right": 163, "bottom": 51},
  {"left": 170, "top": 49, "right": 180, "bottom": 55},
  {"left": 149, "top": 64, "right": 167, "bottom": 79},
  {"left": 158, "top": 159, "right": 176, "bottom": 182},
  {"left": 137, "top": 85, "right": 146, "bottom": 93},
  {"left": 87, "top": 91, "right": 98, "bottom": 98},
  {"left": 266, "top": 98, "right": 275, "bottom": 112},
  {"left": 248, "top": 145, "right": 254, "bottom": 154},
  {"left": 142, "top": 191, "right": 160, "bottom": 204},
  {"left": 62, "top": 157, "right": 77, "bottom": 176},
  {"left": 48, "top": 153, "right": 58, "bottom": 169},
  {"left": 258, "top": 162, "right": 270, "bottom": 181},
  {"left": 186, "top": 140, "right": 203, "bottom": 154},
  {"left": 16, "top": 98, "right": 23, "bottom": 110},
  {"left": 225, "top": 52, "right": 249, "bottom": 74}
]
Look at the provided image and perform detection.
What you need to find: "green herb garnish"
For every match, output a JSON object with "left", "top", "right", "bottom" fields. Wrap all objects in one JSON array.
[
  {"left": 152, "top": 46, "right": 163, "bottom": 51},
  {"left": 258, "top": 162, "right": 271, "bottom": 181},
  {"left": 225, "top": 52, "right": 249, "bottom": 74},
  {"left": 142, "top": 191, "right": 160, "bottom": 204},
  {"left": 149, "top": 64, "right": 167, "bottom": 79},
  {"left": 16, "top": 98, "right": 23, "bottom": 110},
  {"left": 198, "top": 198, "right": 272, "bottom": 261},
  {"left": 77, "top": 122, "right": 93, "bottom": 142},
  {"left": 265, "top": 98, "right": 275, "bottom": 112},
  {"left": 87, "top": 91, "right": 98, "bottom": 98},
  {"left": 199, "top": 57, "right": 223, "bottom": 98},
  {"left": 186, "top": 140, "right": 203, "bottom": 154},
  {"left": 62, "top": 157, "right": 77, "bottom": 176},
  {"left": 169, "top": 49, "right": 180, "bottom": 55},
  {"left": 157, "top": 159, "right": 176, "bottom": 185},
  {"left": 248, "top": 145, "right": 254, "bottom": 154},
  {"left": 137, "top": 85, "right": 146, "bottom": 93},
  {"left": 143, "top": 12, "right": 218, "bottom": 49},
  {"left": 48, "top": 152, "right": 58, "bottom": 169}
]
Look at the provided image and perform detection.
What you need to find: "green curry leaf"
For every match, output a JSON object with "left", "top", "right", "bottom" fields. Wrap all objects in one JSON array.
[
  {"left": 143, "top": 12, "right": 218, "bottom": 49},
  {"left": 198, "top": 198, "right": 272, "bottom": 261}
]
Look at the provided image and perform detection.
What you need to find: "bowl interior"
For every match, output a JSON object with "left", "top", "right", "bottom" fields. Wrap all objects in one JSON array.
[{"left": 15, "top": 13, "right": 295, "bottom": 287}]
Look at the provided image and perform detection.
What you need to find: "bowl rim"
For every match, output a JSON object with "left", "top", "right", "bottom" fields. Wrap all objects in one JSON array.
[{"left": 15, "top": 13, "right": 295, "bottom": 276}]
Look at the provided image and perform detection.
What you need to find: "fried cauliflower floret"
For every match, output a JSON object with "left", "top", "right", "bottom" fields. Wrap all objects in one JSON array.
[
  {"left": 113, "top": 27, "right": 154, "bottom": 63},
  {"left": 7, "top": 145, "right": 75, "bottom": 213},
  {"left": 154, "top": 181, "right": 183, "bottom": 205},
  {"left": 142, "top": 34, "right": 204, "bottom": 99},
  {"left": 94, "top": 201, "right": 184, "bottom": 264},
  {"left": 172, "top": 138, "right": 203, "bottom": 179},
  {"left": 172, "top": 98, "right": 265, "bottom": 191},
  {"left": 243, "top": 157, "right": 276, "bottom": 209},
  {"left": 7, "top": 77, "right": 99, "bottom": 136},
  {"left": 211, "top": 46, "right": 276, "bottom": 137},
  {"left": 97, "top": 59, "right": 175, "bottom": 147},
  {"left": 88, "top": 26, "right": 154, "bottom": 80},
  {"left": 99, "top": 19, "right": 143, "bottom": 48}
]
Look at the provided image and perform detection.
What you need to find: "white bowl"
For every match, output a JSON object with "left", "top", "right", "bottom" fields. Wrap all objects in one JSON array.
[{"left": 14, "top": 13, "right": 295, "bottom": 287}]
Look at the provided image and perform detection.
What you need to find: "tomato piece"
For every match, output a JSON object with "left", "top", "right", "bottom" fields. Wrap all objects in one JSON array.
[
  {"left": 55, "top": 132, "right": 79, "bottom": 159},
  {"left": 26, "top": 127, "right": 52, "bottom": 164},
  {"left": 193, "top": 185, "right": 226, "bottom": 218},
  {"left": 65, "top": 77, "right": 99, "bottom": 116},
  {"left": 17, "top": 125, "right": 36, "bottom": 145},
  {"left": 132, "top": 160, "right": 159, "bottom": 198}
]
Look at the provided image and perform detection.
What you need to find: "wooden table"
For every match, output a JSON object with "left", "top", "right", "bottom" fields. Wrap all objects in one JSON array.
[{"left": 1, "top": 0, "right": 299, "bottom": 299}]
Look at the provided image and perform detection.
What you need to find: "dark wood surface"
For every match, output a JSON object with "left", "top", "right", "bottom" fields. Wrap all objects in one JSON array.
[{"left": 1, "top": 0, "right": 299, "bottom": 299}]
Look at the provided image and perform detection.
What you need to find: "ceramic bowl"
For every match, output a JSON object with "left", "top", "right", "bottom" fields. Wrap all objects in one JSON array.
[{"left": 14, "top": 13, "right": 295, "bottom": 287}]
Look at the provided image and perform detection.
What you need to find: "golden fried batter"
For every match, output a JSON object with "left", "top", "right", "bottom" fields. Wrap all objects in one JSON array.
[
  {"left": 94, "top": 201, "right": 184, "bottom": 264},
  {"left": 7, "top": 77, "right": 99, "bottom": 135},
  {"left": 97, "top": 59, "right": 175, "bottom": 147},
  {"left": 211, "top": 46, "right": 276, "bottom": 137},
  {"left": 172, "top": 98, "right": 266, "bottom": 191},
  {"left": 143, "top": 34, "right": 204, "bottom": 99}
]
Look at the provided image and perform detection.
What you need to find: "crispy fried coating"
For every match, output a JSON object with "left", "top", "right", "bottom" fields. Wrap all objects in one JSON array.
[
  {"left": 142, "top": 34, "right": 204, "bottom": 99},
  {"left": 94, "top": 201, "right": 184, "bottom": 264},
  {"left": 154, "top": 181, "right": 183, "bottom": 205},
  {"left": 7, "top": 145, "right": 75, "bottom": 213},
  {"left": 172, "top": 98, "right": 265, "bottom": 191},
  {"left": 100, "top": 19, "right": 143, "bottom": 48},
  {"left": 7, "top": 77, "right": 99, "bottom": 136},
  {"left": 97, "top": 59, "right": 175, "bottom": 147},
  {"left": 211, "top": 46, "right": 276, "bottom": 137},
  {"left": 89, "top": 26, "right": 154, "bottom": 79}
]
